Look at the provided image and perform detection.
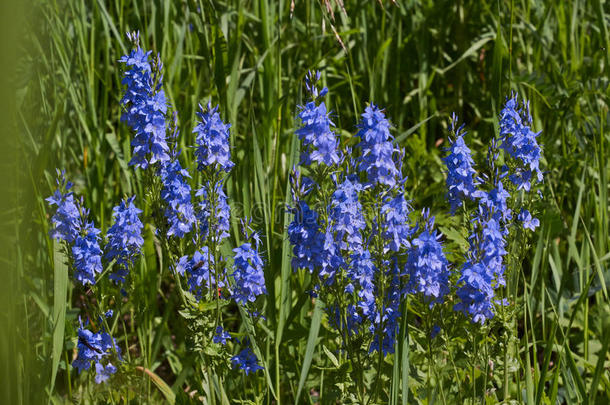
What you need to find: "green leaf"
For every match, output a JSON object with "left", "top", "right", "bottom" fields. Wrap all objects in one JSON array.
[
  {"left": 49, "top": 241, "right": 68, "bottom": 399},
  {"left": 295, "top": 298, "right": 323, "bottom": 404}
]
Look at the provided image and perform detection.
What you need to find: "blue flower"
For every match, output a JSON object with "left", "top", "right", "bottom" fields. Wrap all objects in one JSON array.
[
  {"left": 478, "top": 180, "right": 512, "bottom": 223},
  {"left": 287, "top": 200, "right": 324, "bottom": 273},
  {"left": 231, "top": 346, "right": 263, "bottom": 375},
  {"left": 380, "top": 190, "right": 413, "bottom": 252},
  {"left": 119, "top": 34, "right": 170, "bottom": 169},
  {"left": 296, "top": 101, "right": 342, "bottom": 166},
  {"left": 72, "top": 211, "right": 104, "bottom": 286},
  {"left": 193, "top": 103, "right": 234, "bottom": 173},
  {"left": 369, "top": 260, "right": 401, "bottom": 356},
  {"left": 443, "top": 113, "right": 479, "bottom": 212},
  {"left": 196, "top": 181, "right": 231, "bottom": 243},
  {"left": 404, "top": 211, "right": 451, "bottom": 306},
  {"left": 46, "top": 171, "right": 80, "bottom": 244},
  {"left": 499, "top": 94, "right": 543, "bottom": 191},
  {"left": 295, "top": 72, "right": 341, "bottom": 167},
  {"left": 213, "top": 326, "right": 231, "bottom": 345},
  {"left": 94, "top": 363, "right": 117, "bottom": 384},
  {"left": 159, "top": 120, "right": 196, "bottom": 239},
  {"left": 231, "top": 228, "right": 267, "bottom": 305},
  {"left": 518, "top": 208, "right": 540, "bottom": 231},
  {"left": 329, "top": 175, "right": 366, "bottom": 253},
  {"left": 175, "top": 248, "right": 221, "bottom": 299},
  {"left": 105, "top": 196, "right": 144, "bottom": 284},
  {"left": 356, "top": 104, "right": 400, "bottom": 188},
  {"left": 159, "top": 158, "right": 196, "bottom": 238},
  {"left": 72, "top": 317, "right": 121, "bottom": 384},
  {"left": 347, "top": 250, "right": 376, "bottom": 319},
  {"left": 454, "top": 214, "right": 507, "bottom": 324}
]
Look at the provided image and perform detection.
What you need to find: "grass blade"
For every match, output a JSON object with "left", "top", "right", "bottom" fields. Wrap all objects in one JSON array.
[
  {"left": 295, "top": 298, "right": 323, "bottom": 404},
  {"left": 49, "top": 240, "right": 68, "bottom": 400}
]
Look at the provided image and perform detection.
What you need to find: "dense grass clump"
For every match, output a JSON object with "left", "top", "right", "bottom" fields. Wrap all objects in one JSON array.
[{"left": 5, "top": 0, "right": 610, "bottom": 404}]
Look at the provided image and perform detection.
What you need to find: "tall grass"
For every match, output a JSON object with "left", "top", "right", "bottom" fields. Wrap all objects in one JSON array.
[{"left": 10, "top": 0, "right": 610, "bottom": 403}]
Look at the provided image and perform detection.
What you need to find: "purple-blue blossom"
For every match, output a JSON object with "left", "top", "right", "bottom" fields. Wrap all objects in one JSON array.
[
  {"left": 329, "top": 175, "right": 366, "bottom": 253},
  {"left": 518, "top": 208, "right": 540, "bottom": 231},
  {"left": 196, "top": 181, "right": 231, "bottom": 243},
  {"left": 287, "top": 200, "right": 324, "bottom": 273},
  {"left": 296, "top": 101, "right": 342, "bottom": 166},
  {"left": 369, "top": 261, "right": 401, "bottom": 356},
  {"left": 213, "top": 325, "right": 231, "bottom": 345},
  {"left": 175, "top": 247, "right": 221, "bottom": 299},
  {"left": 72, "top": 317, "right": 121, "bottom": 384},
  {"left": 380, "top": 190, "right": 413, "bottom": 252},
  {"left": 356, "top": 104, "right": 400, "bottom": 188},
  {"left": 347, "top": 250, "right": 376, "bottom": 319},
  {"left": 295, "top": 71, "right": 341, "bottom": 166},
  {"left": 499, "top": 94, "right": 543, "bottom": 191},
  {"left": 193, "top": 103, "right": 234, "bottom": 173},
  {"left": 231, "top": 223, "right": 267, "bottom": 305},
  {"left": 404, "top": 211, "right": 451, "bottom": 306},
  {"left": 443, "top": 113, "right": 479, "bottom": 212},
  {"left": 46, "top": 171, "right": 80, "bottom": 244},
  {"left": 119, "top": 32, "right": 170, "bottom": 169},
  {"left": 72, "top": 210, "right": 103, "bottom": 286},
  {"left": 105, "top": 196, "right": 144, "bottom": 284},
  {"left": 158, "top": 117, "right": 196, "bottom": 238},
  {"left": 454, "top": 209, "right": 507, "bottom": 324},
  {"left": 231, "top": 346, "right": 263, "bottom": 375}
]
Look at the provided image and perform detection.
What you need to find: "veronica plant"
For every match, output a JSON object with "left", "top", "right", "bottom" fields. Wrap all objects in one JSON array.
[{"left": 288, "top": 73, "right": 544, "bottom": 402}]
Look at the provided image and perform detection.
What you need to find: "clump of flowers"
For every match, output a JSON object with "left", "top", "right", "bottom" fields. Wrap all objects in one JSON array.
[
  {"left": 405, "top": 210, "right": 451, "bottom": 306},
  {"left": 449, "top": 94, "right": 543, "bottom": 324},
  {"left": 231, "top": 219, "right": 267, "bottom": 305},
  {"left": 72, "top": 315, "right": 121, "bottom": 384},
  {"left": 105, "top": 196, "right": 144, "bottom": 283},
  {"left": 159, "top": 114, "right": 196, "bottom": 238},
  {"left": 231, "top": 345, "right": 263, "bottom": 375},
  {"left": 443, "top": 113, "right": 479, "bottom": 213},
  {"left": 47, "top": 171, "right": 103, "bottom": 286},
  {"left": 499, "top": 94, "right": 544, "bottom": 192},
  {"left": 119, "top": 31, "right": 170, "bottom": 169},
  {"left": 295, "top": 71, "right": 341, "bottom": 167}
]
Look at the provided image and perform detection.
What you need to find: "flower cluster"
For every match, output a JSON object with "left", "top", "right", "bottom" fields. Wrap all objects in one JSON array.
[
  {"left": 46, "top": 172, "right": 80, "bottom": 244},
  {"left": 231, "top": 346, "right": 263, "bottom": 375},
  {"left": 295, "top": 71, "right": 341, "bottom": 167},
  {"left": 356, "top": 105, "right": 400, "bottom": 188},
  {"left": 380, "top": 189, "right": 413, "bottom": 252},
  {"left": 47, "top": 172, "right": 103, "bottom": 286},
  {"left": 159, "top": 119, "right": 196, "bottom": 238},
  {"left": 499, "top": 94, "right": 544, "bottom": 192},
  {"left": 72, "top": 214, "right": 104, "bottom": 286},
  {"left": 329, "top": 175, "right": 366, "bottom": 253},
  {"left": 231, "top": 220, "right": 267, "bottom": 305},
  {"left": 449, "top": 95, "right": 543, "bottom": 324},
  {"left": 175, "top": 247, "right": 218, "bottom": 298},
  {"left": 405, "top": 211, "right": 451, "bottom": 307},
  {"left": 72, "top": 316, "right": 121, "bottom": 384},
  {"left": 193, "top": 103, "right": 234, "bottom": 173},
  {"left": 289, "top": 78, "right": 427, "bottom": 357},
  {"left": 119, "top": 32, "right": 170, "bottom": 169},
  {"left": 105, "top": 196, "right": 144, "bottom": 284},
  {"left": 196, "top": 181, "right": 231, "bottom": 243},
  {"left": 443, "top": 113, "right": 479, "bottom": 213}
]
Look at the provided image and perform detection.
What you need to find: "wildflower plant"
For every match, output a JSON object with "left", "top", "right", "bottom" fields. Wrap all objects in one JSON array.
[
  {"left": 287, "top": 73, "right": 544, "bottom": 402},
  {"left": 44, "top": 33, "right": 268, "bottom": 392}
]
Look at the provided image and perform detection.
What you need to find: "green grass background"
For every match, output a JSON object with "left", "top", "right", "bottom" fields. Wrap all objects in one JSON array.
[{"left": 4, "top": 0, "right": 610, "bottom": 403}]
